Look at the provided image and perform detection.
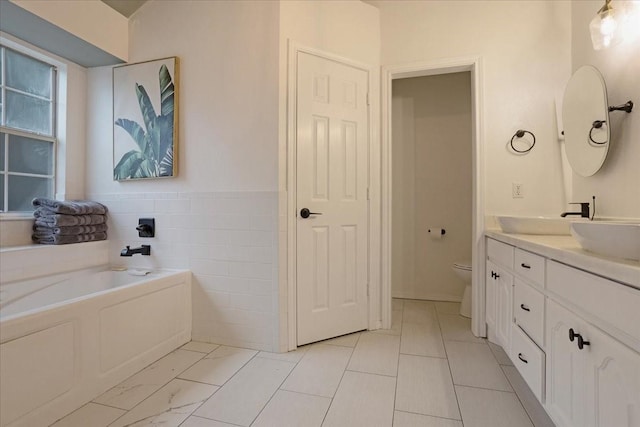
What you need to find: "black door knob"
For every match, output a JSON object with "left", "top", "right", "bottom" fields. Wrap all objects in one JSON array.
[
  {"left": 569, "top": 328, "right": 577, "bottom": 342},
  {"left": 300, "top": 208, "right": 322, "bottom": 219}
]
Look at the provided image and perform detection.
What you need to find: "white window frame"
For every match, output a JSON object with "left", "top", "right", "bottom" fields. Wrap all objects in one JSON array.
[{"left": 0, "top": 33, "right": 67, "bottom": 219}]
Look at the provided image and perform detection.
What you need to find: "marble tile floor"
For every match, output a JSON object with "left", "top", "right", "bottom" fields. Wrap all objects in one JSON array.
[{"left": 52, "top": 299, "right": 555, "bottom": 427}]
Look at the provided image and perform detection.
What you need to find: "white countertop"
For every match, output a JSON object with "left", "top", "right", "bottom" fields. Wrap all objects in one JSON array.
[{"left": 485, "top": 229, "right": 640, "bottom": 289}]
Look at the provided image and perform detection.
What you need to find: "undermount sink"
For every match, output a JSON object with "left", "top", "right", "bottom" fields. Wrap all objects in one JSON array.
[
  {"left": 496, "top": 216, "right": 578, "bottom": 235},
  {"left": 570, "top": 221, "right": 640, "bottom": 261}
]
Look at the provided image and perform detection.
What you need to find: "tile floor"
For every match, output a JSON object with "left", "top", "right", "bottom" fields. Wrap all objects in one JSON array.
[{"left": 52, "top": 299, "right": 556, "bottom": 427}]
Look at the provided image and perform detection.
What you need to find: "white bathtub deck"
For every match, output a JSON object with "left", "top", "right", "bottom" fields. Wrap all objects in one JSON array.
[{"left": 51, "top": 300, "right": 553, "bottom": 427}]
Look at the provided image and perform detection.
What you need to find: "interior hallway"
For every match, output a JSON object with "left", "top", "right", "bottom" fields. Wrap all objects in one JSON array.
[{"left": 52, "top": 299, "right": 555, "bottom": 427}]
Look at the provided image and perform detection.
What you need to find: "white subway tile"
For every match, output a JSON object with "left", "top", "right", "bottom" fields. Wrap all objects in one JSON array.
[
  {"left": 246, "top": 279, "right": 272, "bottom": 296},
  {"left": 190, "top": 258, "right": 229, "bottom": 276},
  {"left": 225, "top": 246, "right": 251, "bottom": 262},
  {"left": 188, "top": 229, "right": 229, "bottom": 245},
  {"left": 194, "top": 275, "right": 248, "bottom": 293},
  {"left": 188, "top": 244, "right": 228, "bottom": 260},
  {"left": 229, "top": 262, "right": 272, "bottom": 280},
  {"left": 154, "top": 199, "right": 191, "bottom": 214},
  {"left": 192, "top": 287, "right": 231, "bottom": 310},
  {"left": 251, "top": 215, "right": 275, "bottom": 231},
  {"left": 229, "top": 293, "right": 272, "bottom": 313}
]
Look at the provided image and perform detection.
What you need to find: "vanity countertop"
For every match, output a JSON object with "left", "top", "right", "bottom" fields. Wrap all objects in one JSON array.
[{"left": 485, "top": 230, "right": 640, "bottom": 289}]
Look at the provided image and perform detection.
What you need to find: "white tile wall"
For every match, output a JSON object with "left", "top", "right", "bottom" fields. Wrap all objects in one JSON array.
[{"left": 89, "top": 191, "right": 279, "bottom": 352}]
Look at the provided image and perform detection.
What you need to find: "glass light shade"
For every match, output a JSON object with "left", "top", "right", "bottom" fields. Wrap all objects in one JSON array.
[{"left": 590, "top": 7, "right": 621, "bottom": 50}]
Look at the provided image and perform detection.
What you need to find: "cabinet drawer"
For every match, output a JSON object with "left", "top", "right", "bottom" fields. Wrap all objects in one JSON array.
[
  {"left": 514, "top": 279, "right": 545, "bottom": 347},
  {"left": 487, "top": 238, "right": 514, "bottom": 269},
  {"left": 514, "top": 248, "right": 545, "bottom": 288},
  {"left": 547, "top": 260, "right": 640, "bottom": 347},
  {"left": 511, "top": 325, "right": 545, "bottom": 402}
]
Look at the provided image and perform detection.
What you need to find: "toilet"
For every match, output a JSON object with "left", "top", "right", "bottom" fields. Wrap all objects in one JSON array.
[{"left": 452, "top": 261, "right": 472, "bottom": 318}]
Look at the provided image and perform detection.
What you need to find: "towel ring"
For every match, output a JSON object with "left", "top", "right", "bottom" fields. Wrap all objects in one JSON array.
[
  {"left": 510, "top": 129, "right": 536, "bottom": 153},
  {"left": 589, "top": 120, "right": 608, "bottom": 145}
]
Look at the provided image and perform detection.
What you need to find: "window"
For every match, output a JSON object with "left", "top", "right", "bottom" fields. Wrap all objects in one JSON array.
[{"left": 0, "top": 45, "right": 57, "bottom": 212}]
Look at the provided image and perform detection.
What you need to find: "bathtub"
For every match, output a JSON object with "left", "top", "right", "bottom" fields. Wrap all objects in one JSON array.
[{"left": 0, "top": 267, "right": 192, "bottom": 427}]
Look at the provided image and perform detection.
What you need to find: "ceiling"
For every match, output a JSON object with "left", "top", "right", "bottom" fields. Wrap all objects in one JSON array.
[{"left": 101, "top": 0, "right": 148, "bottom": 18}]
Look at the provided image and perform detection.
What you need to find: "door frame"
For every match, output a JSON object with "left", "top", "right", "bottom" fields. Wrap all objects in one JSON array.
[
  {"left": 380, "top": 57, "right": 487, "bottom": 338},
  {"left": 285, "top": 42, "right": 378, "bottom": 350}
]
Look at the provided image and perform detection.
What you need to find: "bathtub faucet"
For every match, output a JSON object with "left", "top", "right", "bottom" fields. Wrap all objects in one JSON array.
[{"left": 120, "top": 245, "right": 151, "bottom": 257}]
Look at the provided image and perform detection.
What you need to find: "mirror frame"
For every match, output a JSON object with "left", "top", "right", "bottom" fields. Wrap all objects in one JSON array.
[{"left": 562, "top": 65, "right": 610, "bottom": 177}]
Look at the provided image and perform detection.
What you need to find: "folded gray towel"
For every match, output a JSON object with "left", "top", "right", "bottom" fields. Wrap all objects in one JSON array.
[
  {"left": 32, "top": 198, "right": 108, "bottom": 215},
  {"left": 32, "top": 231, "right": 107, "bottom": 245},
  {"left": 34, "top": 211, "right": 107, "bottom": 227},
  {"left": 33, "top": 224, "right": 108, "bottom": 236}
]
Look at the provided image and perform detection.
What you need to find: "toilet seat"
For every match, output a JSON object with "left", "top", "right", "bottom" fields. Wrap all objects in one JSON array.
[{"left": 453, "top": 261, "right": 472, "bottom": 271}]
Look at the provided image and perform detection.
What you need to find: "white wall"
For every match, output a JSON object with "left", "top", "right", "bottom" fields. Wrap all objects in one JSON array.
[
  {"left": 392, "top": 73, "right": 472, "bottom": 301},
  {"left": 378, "top": 0, "right": 572, "bottom": 217},
  {"left": 86, "top": 0, "right": 281, "bottom": 351},
  {"left": 88, "top": 0, "right": 279, "bottom": 195},
  {"left": 570, "top": 0, "right": 640, "bottom": 219}
]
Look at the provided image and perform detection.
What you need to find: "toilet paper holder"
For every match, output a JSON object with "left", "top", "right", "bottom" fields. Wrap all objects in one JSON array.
[{"left": 428, "top": 228, "right": 446, "bottom": 235}]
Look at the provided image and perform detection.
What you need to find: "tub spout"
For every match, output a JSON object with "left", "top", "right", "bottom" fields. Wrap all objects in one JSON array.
[{"left": 120, "top": 245, "right": 151, "bottom": 257}]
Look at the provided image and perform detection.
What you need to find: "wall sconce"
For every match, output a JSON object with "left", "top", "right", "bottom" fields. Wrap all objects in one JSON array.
[{"left": 590, "top": 0, "right": 622, "bottom": 50}]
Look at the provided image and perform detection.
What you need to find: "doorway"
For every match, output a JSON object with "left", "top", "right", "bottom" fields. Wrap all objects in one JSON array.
[
  {"left": 381, "top": 58, "right": 486, "bottom": 338},
  {"left": 391, "top": 73, "right": 472, "bottom": 302}
]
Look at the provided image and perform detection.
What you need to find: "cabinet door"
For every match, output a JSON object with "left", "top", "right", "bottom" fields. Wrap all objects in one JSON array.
[
  {"left": 487, "top": 261, "right": 514, "bottom": 350},
  {"left": 495, "top": 266, "right": 514, "bottom": 350},
  {"left": 546, "top": 300, "right": 590, "bottom": 427},
  {"left": 486, "top": 260, "right": 497, "bottom": 331},
  {"left": 587, "top": 326, "right": 640, "bottom": 427}
]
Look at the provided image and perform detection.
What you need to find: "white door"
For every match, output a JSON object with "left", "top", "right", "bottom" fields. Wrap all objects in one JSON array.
[{"left": 296, "top": 52, "right": 369, "bottom": 346}]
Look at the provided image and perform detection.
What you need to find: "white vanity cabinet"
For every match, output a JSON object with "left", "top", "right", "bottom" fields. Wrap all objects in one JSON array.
[
  {"left": 485, "top": 234, "right": 640, "bottom": 427},
  {"left": 546, "top": 299, "right": 640, "bottom": 427},
  {"left": 546, "top": 260, "right": 640, "bottom": 427}
]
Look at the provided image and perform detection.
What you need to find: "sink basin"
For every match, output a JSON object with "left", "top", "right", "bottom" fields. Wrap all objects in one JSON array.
[
  {"left": 570, "top": 222, "right": 640, "bottom": 261},
  {"left": 496, "top": 216, "right": 577, "bottom": 235}
]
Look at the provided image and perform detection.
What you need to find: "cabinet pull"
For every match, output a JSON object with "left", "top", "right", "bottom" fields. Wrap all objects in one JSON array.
[
  {"left": 577, "top": 335, "right": 591, "bottom": 350},
  {"left": 520, "top": 263, "right": 531, "bottom": 269},
  {"left": 569, "top": 329, "right": 591, "bottom": 349},
  {"left": 520, "top": 304, "right": 530, "bottom": 312},
  {"left": 518, "top": 353, "right": 528, "bottom": 364}
]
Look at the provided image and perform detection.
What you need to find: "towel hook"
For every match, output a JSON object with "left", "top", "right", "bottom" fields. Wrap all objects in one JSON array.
[{"left": 510, "top": 129, "right": 536, "bottom": 154}]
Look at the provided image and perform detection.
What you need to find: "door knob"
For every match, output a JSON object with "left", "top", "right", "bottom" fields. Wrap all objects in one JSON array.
[{"left": 300, "top": 208, "right": 322, "bottom": 219}]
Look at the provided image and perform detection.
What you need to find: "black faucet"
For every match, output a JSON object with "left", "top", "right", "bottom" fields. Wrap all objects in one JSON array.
[
  {"left": 561, "top": 202, "right": 590, "bottom": 218},
  {"left": 120, "top": 245, "right": 151, "bottom": 257}
]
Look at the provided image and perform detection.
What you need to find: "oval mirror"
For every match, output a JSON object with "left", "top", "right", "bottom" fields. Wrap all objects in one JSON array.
[{"left": 562, "top": 65, "right": 610, "bottom": 177}]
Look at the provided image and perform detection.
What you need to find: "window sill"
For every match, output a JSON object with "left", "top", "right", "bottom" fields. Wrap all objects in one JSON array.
[{"left": 0, "top": 213, "right": 34, "bottom": 221}]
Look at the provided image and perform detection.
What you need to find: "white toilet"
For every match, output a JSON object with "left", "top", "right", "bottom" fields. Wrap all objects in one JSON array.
[{"left": 452, "top": 261, "right": 472, "bottom": 318}]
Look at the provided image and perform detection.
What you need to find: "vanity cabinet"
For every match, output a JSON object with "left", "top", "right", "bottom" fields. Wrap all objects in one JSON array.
[
  {"left": 485, "top": 235, "right": 640, "bottom": 427},
  {"left": 546, "top": 299, "right": 640, "bottom": 427}
]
